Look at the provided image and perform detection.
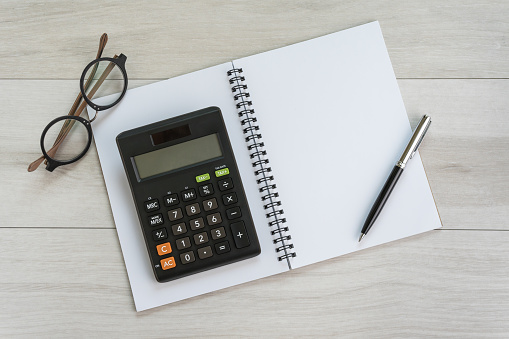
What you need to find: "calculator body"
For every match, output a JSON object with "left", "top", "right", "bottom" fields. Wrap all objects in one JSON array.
[{"left": 116, "top": 106, "right": 261, "bottom": 282}]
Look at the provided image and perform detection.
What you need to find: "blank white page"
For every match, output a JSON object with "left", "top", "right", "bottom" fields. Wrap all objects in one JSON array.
[
  {"left": 89, "top": 62, "right": 289, "bottom": 311},
  {"left": 234, "top": 21, "right": 442, "bottom": 269}
]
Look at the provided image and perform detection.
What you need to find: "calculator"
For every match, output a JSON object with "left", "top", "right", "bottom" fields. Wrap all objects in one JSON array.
[{"left": 116, "top": 106, "right": 261, "bottom": 282}]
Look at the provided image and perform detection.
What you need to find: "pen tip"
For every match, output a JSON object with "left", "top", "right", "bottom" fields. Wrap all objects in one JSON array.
[{"left": 358, "top": 233, "right": 365, "bottom": 242}]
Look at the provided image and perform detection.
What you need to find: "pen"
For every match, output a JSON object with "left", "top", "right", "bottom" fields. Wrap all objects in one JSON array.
[{"left": 358, "top": 115, "right": 432, "bottom": 242}]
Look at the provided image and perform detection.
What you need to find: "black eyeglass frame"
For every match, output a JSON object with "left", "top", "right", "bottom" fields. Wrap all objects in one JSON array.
[
  {"left": 80, "top": 54, "right": 128, "bottom": 112},
  {"left": 40, "top": 115, "right": 93, "bottom": 172},
  {"left": 39, "top": 53, "right": 128, "bottom": 172}
]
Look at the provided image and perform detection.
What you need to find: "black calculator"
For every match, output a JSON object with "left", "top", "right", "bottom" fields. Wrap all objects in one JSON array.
[{"left": 116, "top": 106, "right": 261, "bottom": 282}]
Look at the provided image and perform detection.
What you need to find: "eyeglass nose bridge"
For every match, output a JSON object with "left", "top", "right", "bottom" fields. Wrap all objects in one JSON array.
[{"left": 89, "top": 110, "right": 98, "bottom": 122}]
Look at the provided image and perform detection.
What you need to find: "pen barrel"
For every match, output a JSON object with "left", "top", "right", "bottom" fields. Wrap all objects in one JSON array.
[{"left": 361, "top": 165, "right": 404, "bottom": 235}]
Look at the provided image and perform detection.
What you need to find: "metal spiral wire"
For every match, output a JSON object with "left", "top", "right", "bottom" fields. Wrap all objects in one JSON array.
[{"left": 227, "top": 66, "right": 296, "bottom": 264}]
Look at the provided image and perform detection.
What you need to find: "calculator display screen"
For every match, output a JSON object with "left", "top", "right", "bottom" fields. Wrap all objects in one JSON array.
[{"left": 133, "top": 134, "right": 222, "bottom": 179}]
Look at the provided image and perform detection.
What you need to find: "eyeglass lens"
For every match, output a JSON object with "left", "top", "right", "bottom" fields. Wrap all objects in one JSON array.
[
  {"left": 83, "top": 59, "right": 126, "bottom": 107},
  {"left": 42, "top": 118, "right": 90, "bottom": 162}
]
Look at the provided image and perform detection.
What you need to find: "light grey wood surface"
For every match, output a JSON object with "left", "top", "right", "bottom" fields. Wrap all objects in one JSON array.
[{"left": 1, "top": 1, "right": 508, "bottom": 338}]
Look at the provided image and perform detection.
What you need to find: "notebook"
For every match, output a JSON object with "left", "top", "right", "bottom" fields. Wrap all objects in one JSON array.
[{"left": 88, "top": 21, "right": 442, "bottom": 311}]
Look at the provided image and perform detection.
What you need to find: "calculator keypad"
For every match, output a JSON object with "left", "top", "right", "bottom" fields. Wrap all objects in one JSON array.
[{"left": 144, "top": 170, "right": 260, "bottom": 282}]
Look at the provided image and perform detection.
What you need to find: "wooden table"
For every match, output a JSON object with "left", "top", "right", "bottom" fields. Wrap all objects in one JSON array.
[{"left": 1, "top": 1, "right": 508, "bottom": 337}]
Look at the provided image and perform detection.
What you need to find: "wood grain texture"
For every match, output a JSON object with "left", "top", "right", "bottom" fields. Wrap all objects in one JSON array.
[
  {"left": 1, "top": 80, "right": 507, "bottom": 230},
  {"left": 0, "top": 1, "right": 508, "bottom": 79},
  {"left": 1, "top": 1, "right": 508, "bottom": 337},
  {"left": 0, "top": 229, "right": 507, "bottom": 338},
  {"left": 400, "top": 79, "right": 509, "bottom": 229}
]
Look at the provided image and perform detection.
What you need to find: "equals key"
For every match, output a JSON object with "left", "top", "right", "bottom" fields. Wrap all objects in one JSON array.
[{"left": 226, "top": 207, "right": 242, "bottom": 220}]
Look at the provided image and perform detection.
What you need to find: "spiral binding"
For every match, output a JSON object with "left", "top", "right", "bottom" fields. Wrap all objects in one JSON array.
[{"left": 227, "top": 65, "right": 296, "bottom": 267}]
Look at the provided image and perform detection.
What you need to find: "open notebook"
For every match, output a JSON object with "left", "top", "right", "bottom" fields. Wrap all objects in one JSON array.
[{"left": 89, "top": 21, "right": 441, "bottom": 311}]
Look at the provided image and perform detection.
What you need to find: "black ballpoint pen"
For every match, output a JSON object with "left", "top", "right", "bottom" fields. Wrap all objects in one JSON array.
[{"left": 358, "top": 115, "right": 432, "bottom": 242}]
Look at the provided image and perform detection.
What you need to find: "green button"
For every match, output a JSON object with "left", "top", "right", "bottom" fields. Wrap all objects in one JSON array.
[
  {"left": 215, "top": 168, "right": 230, "bottom": 177},
  {"left": 196, "top": 173, "right": 210, "bottom": 183}
]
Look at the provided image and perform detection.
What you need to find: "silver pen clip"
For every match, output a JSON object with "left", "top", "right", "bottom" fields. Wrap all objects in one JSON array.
[
  {"left": 397, "top": 115, "right": 432, "bottom": 168},
  {"left": 410, "top": 118, "right": 431, "bottom": 159}
]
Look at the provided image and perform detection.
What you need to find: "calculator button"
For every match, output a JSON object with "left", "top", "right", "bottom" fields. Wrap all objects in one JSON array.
[
  {"left": 180, "top": 251, "right": 195, "bottom": 265},
  {"left": 206, "top": 212, "right": 222, "bottom": 226},
  {"left": 218, "top": 177, "right": 234, "bottom": 191},
  {"left": 193, "top": 232, "right": 209, "bottom": 245},
  {"left": 195, "top": 173, "right": 210, "bottom": 183},
  {"left": 156, "top": 242, "right": 172, "bottom": 256},
  {"left": 167, "top": 208, "right": 183, "bottom": 221},
  {"left": 171, "top": 222, "right": 187, "bottom": 236},
  {"left": 199, "top": 184, "right": 214, "bottom": 197},
  {"left": 181, "top": 189, "right": 197, "bottom": 202},
  {"left": 230, "top": 221, "right": 250, "bottom": 248},
  {"left": 152, "top": 228, "right": 168, "bottom": 241},
  {"left": 222, "top": 192, "right": 238, "bottom": 205},
  {"left": 197, "top": 246, "right": 213, "bottom": 259},
  {"left": 189, "top": 217, "right": 205, "bottom": 231},
  {"left": 185, "top": 203, "right": 201, "bottom": 216},
  {"left": 215, "top": 241, "right": 231, "bottom": 255},
  {"left": 163, "top": 194, "right": 179, "bottom": 207},
  {"left": 176, "top": 237, "right": 191, "bottom": 250},
  {"left": 211, "top": 227, "right": 226, "bottom": 240},
  {"left": 149, "top": 214, "right": 164, "bottom": 227},
  {"left": 202, "top": 198, "right": 218, "bottom": 211},
  {"left": 215, "top": 168, "right": 230, "bottom": 177},
  {"left": 144, "top": 199, "right": 160, "bottom": 212},
  {"left": 160, "top": 257, "right": 176, "bottom": 270},
  {"left": 226, "top": 207, "right": 242, "bottom": 220}
]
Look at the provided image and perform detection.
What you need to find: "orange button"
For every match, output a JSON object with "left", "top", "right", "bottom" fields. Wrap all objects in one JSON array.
[
  {"left": 160, "top": 257, "right": 176, "bottom": 270},
  {"left": 157, "top": 242, "right": 172, "bottom": 256}
]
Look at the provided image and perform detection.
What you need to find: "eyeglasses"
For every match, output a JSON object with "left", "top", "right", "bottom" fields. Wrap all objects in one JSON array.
[{"left": 27, "top": 33, "right": 128, "bottom": 172}]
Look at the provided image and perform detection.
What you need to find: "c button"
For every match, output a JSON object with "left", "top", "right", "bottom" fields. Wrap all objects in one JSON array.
[{"left": 156, "top": 242, "right": 172, "bottom": 256}]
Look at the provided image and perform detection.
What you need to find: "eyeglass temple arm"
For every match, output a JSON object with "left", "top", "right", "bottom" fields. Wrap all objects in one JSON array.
[{"left": 64, "top": 34, "right": 108, "bottom": 119}]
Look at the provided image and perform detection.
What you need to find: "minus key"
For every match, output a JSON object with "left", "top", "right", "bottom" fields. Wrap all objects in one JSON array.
[{"left": 226, "top": 206, "right": 242, "bottom": 220}]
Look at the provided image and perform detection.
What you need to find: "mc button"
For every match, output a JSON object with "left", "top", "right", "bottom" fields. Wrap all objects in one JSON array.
[{"left": 144, "top": 199, "right": 160, "bottom": 212}]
